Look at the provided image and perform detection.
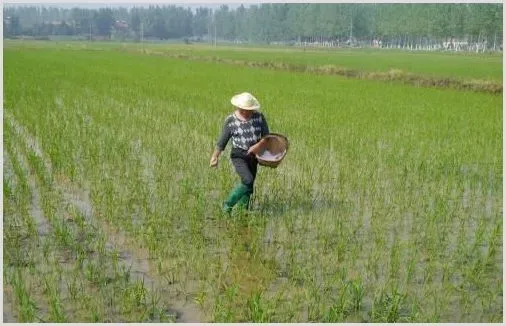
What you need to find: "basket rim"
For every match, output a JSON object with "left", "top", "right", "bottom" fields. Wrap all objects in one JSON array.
[
  {"left": 255, "top": 132, "right": 288, "bottom": 166},
  {"left": 257, "top": 159, "right": 282, "bottom": 168},
  {"left": 260, "top": 133, "right": 289, "bottom": 149}
]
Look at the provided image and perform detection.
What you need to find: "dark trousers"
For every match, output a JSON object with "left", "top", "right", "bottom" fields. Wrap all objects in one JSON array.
[{"left": 230, "top": 147, "right": 258, "bottom": 194}]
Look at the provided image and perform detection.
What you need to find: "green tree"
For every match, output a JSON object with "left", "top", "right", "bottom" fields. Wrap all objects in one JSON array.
[
  {"left": 234, "top": 5, "right": 247, "bottom": 41},
  {"left": 130, "top": 7, "right": 141, "bottom": 38},
  {"left": 94, "top": 8, "right": 114, "bottom": 37},
  {"left": 10, "top": 16, "right": 21, "bottom": 36},
  {"left": 215, "top": 5, "right": 235, "bottom": 40},
  {"left": 193, "top": 7, "right": 210, "bottom": 38},
  {"left": 151, "top": 6, "right": 168, "bottom": 39}
]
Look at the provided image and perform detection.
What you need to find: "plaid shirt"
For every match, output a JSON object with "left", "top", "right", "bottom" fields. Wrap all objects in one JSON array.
[{"left": 216, "top": 111, "right": 269, "bottom": 151}]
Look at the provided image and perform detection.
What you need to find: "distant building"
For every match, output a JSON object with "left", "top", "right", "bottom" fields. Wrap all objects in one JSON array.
[
  {"left": 114, "top": 20, "right": 129, "bottom": 31},
  {"left": 43, "top": 20, "right": 64, "bottom": 26}
]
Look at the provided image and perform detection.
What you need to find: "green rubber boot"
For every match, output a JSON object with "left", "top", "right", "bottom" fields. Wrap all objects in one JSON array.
[
  {"left": 237, "top": 193, "right": 251, "bottom": 211},
  {"left": 223, "top": 184, "right": 249, "bottom": 213}
]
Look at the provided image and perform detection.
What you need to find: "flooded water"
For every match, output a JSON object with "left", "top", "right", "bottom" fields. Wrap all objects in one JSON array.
[
  {"left": 3, "top": 276, "right": 17, "bottom": 323},
  {"left": 28, "top": 178, "right": 51, "bottom": 237}
]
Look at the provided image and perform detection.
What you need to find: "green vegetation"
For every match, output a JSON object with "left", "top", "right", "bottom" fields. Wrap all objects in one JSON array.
[
  {"left": 136, "top": 44, "right": 503, "bottom": 81},
  {"left": 3, "top": 42, "right": 502, "bottom": 322},
  {"left": 4, "top": 40, "right": 503, "bottom": 82},
  {"left": 4, "top": 3, "right": 503, "bottom": 50}
]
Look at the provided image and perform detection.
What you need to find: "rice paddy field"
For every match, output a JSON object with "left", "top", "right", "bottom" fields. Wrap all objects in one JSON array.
[{"left": 3, "top": 40, "right": 503, "bottom": 322}]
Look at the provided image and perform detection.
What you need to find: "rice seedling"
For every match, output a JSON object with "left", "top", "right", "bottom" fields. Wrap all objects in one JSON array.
[
  {"left": 10, "top": 270, "right": 38, "bottom": 322},
  {"left": 3, "top": 40, "right": 502, "bottom": 322},
  {"left": 42, "top": 273, "right": 66, "bottom": 322},
  {"left": 245, "top": 292, "right": 274, "bottom": 322}
]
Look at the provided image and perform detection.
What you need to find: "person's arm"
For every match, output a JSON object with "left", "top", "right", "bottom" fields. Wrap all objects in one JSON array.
[
  {"left": 260, "top": 113, "right": 270, "bottom": 137},
  {"left": 210, "top": 149, "right": 222, "bottom": 167},
  {"left": 210, "top": 118, "right": 231, "bottom": 167}
]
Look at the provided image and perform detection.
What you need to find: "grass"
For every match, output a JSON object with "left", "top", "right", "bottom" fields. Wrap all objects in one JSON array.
[
  {"left": 3, "top": 41, "right": 502, "bottom": 322},
  {"left": 4, "top": 40, "right": 502, "bottom": 81}
]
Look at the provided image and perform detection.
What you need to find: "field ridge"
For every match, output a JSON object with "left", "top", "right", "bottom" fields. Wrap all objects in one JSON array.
[{"left": 129, "top": 48, "right": 503, "bottom": 94}]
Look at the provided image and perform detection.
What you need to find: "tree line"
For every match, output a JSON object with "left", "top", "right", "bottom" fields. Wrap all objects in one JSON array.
[{"left": 3, "top": 3, "right": 503, "bottom": 50}]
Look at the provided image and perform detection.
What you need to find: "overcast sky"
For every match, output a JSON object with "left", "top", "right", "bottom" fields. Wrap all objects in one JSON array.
[
  {"left": 4, "top": 4, "right": 259, "bottom": 15},
  {"left": 4, "top": 2, "right": 253, "bottom": 9}
]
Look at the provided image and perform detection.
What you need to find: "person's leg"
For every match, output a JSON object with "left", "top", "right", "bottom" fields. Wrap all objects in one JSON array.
[
  {"left": 237, "top": 155, "right": 258, "bottom": 210},
  {"left": 223, "top": 155, "right": 255, "bottom": 212},
  {"left": 223, "top": 183, "right": 249, "bottom": 213}
]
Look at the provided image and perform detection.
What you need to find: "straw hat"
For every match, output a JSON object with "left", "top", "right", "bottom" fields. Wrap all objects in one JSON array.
[{"left": 231, "top": 92, "right": 261, "bottom": 111}]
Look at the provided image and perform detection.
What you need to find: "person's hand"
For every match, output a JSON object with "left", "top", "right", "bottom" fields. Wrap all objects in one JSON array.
[
  {"left": 247, "top": 140, "right": 265, "bottom": 156},
  {"left": 210, "top": 156, "right": 218, "bottom": 167},
  {"left": 247, "top": 145, "right": 258, "bottom": 156}
]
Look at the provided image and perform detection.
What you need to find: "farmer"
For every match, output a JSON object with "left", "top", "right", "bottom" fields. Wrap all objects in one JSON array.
[{"left": 210, "top": 92, "right": 270, "bottom": 213}]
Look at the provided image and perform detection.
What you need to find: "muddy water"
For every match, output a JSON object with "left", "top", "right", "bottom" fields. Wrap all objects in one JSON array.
[
  {"left": 29, "top": 178, "right": 51, "bottom": 237},
  {"left": 3, "top": 287, "right": 17, "bottom": 322}
]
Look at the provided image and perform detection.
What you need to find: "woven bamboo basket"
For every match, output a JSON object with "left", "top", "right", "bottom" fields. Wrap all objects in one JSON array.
[{"left": 255, "top": 133, "right": 289, "bottom": 168}]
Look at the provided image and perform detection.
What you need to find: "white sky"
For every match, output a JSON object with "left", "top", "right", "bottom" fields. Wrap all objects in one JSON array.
[
  {"left": 3, "top": 3, "right": 249, "bottom": 9},
  {"left": 3, "top": 0, "right": 503, "bottom": 7}
]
